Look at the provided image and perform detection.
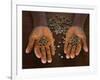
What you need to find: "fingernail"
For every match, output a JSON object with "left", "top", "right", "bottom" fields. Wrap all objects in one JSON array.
[
  {"left": 36, "top": 54, "right": 41, "bottom": 58},
  {"left": 64, "top": 51, "right": 67, "bottom": 54},
  {"left": 66, "top": 55, "right": 70, "bottom": 59},
  {"left": 37, "top": 55, "right": 41, "bottom": 58},
  {"left": 85, "top": 48, "right": 88, "bottom": 52},
  {"left": 70, "top": 55, "right": 74, "bottom": 59},
  {"left": 76, "top": 53, "right": 79, "bottom": 56},
  {"left": 48, "top": 60, "right": 52, "bottom": 63},
  {"left": 26, "top": 49, "right": 29, "bottom": 53},
  {"left": 41, "top": 60, "right": 46, "bottom": 64}
]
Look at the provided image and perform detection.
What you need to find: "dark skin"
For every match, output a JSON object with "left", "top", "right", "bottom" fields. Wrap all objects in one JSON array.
[
  {"left": 26, "top": 26, "right": 55, "bottom": 64},
  {"left": 25, "top": 12, "right": 88, "bottom": 63},
  {"left": 64, "top": 14, "right": 88, "bottom": 59},
  {"left": 64, "top": 26, "right": 88, "bottom": 59}
]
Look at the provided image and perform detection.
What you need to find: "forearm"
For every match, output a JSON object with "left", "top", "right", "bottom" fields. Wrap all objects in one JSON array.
[
  {"left": 73, "top": 14, "right": 88, "bottom": 28},
  {"left": 31, "top": 12, "right": 47, "bottom": 27}
]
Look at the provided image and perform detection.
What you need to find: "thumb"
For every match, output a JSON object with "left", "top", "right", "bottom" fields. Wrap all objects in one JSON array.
[
  {"left": 81, "top": 37, "right": 88, "bottom": 52},
  {"left": 26, "top": 37, "right": 35, "bottom": 54}
]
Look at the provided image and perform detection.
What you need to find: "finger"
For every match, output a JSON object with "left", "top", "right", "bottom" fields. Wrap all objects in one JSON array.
[
  {"left": 26, "top": 38, "right": 34, "bottom": 54},
  {"left": 75, "top": 43, "right": 81, "bottom": 56},
  {"left": 64, "top": 33, "right": 73, "bottom": 54},
  {"left": 70, "top": 46, "right": 76, "bottom": 59},
  {"left": 34, "top": 45, "right": 41, "bottom": 58},
  {"left": 82, "top": 38, "right": 88, "bottom": 52},
  {"left": 64, "top": 40, "right": 69, "bottom": 54},
  {"left": 46, "top": 46, "right": 52, "bottom": 63},
  {"left": 65, "top": 44, "right": 72, "bottom": 59},
  {"left": 40, "top": 46, "right": 46, "bottom": 64},
  {"left": 50, "top": 42, "right": 55, "bottom": 56}
]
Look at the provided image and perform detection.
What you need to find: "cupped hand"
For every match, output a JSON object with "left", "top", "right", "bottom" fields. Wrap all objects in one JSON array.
[
  {"left": 26, "top": 26, "right": 55, "bottom": 64},
  {"left": 64, "top": 26, "right": 88, "bottom": 59}
]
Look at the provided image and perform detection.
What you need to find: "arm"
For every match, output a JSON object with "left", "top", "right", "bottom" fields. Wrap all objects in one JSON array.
[
  {"left": 31, "top": 12, "right": 47, "bottom": 27},
  {"left": 26, "top": 12, "right": 55, "bottom": 64},
  {"left": 73, "top": 14, "right": 88, "bottom": 28},
  {"left": 64, "top": 14, "right": 88, "bottom": 59}
]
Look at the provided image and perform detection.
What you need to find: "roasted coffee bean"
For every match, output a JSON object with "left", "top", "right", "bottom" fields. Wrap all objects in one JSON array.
[
  {"left": 69, "top": 35, "right": 80, "bottom": 46},
  {"left": 47, "top": 16, "right": 72, "bottom": 35},
  {"left": 38, "top": 36, "right": 48, "bottom": 46}
]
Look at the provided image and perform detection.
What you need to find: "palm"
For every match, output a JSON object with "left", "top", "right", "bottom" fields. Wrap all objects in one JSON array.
[
  {"left": 26, "top": 27, "right": 55, "bottom": 64},
  {"left": 64, "top": 26, "right": 88, "bottom": 59}
]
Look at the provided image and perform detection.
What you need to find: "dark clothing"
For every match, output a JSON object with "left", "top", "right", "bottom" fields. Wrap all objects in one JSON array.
[{"left": 22, "top": 11, "right": 89, "bottom": 69}]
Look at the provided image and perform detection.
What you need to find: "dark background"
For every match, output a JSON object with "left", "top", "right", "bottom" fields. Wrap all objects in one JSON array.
[{"left": 22, "top": 11, "right": 89, "bottom": 69}]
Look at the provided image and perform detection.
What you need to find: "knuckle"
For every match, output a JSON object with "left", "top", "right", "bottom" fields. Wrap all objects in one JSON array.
[{"left": 46, "top": 47, "right": 50, "bottom": 51}]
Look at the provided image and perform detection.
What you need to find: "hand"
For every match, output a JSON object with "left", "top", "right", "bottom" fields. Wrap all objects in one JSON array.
[
  {"left": 26, "top": 26, "right": 55, "bottom": 64},
  {"left": 64, "top": 26, "right": 88, "bottom": 59}
]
